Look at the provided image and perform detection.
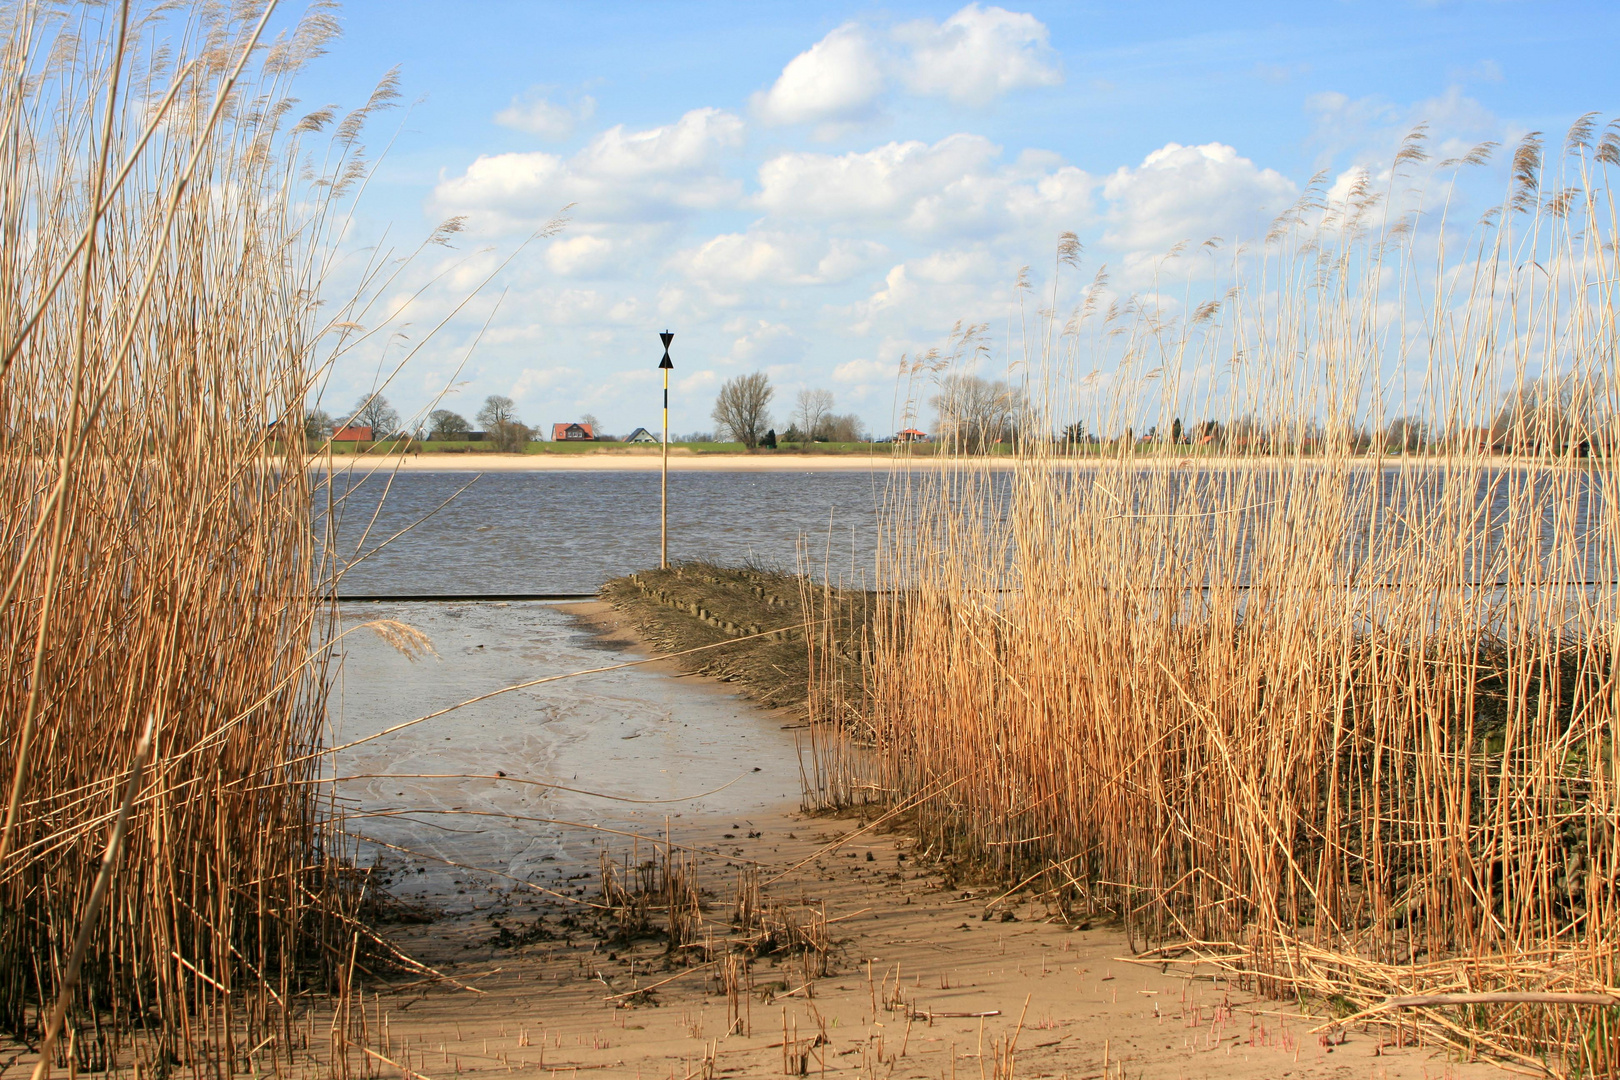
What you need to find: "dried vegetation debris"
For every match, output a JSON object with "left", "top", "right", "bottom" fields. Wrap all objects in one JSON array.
[{"left": 468, "top": 840, "right": 840, "bottom": 1010}]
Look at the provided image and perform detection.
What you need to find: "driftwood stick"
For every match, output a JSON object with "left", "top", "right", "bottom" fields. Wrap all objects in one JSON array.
[
  {"left": 1382, "top": 992, "right": 1620, "bottom": 1009},
  {"left": 1315, "top": 990, "right": 1620, "bottom": 1034}
]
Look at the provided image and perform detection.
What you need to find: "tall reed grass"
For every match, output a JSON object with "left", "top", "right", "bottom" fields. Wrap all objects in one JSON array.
[
  {"left": 840, "top": 122, "right": 1620, "bottom": 1074},
  {"left": 0, "top": 2, "right": 392, "bottom": 1074}
]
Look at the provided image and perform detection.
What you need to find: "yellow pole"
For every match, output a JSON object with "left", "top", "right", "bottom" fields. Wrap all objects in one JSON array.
[{"left": 661, "top": 367, "right": 669, "bottom": 568}]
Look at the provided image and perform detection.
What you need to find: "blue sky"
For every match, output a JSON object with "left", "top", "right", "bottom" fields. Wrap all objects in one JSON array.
[{"left": 292, "top": 1, "right": 1620, "bottom": 437}]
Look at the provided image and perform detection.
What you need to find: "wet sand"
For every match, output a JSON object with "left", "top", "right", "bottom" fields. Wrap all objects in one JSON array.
[{"left": 345, "top": 601, "right": 1507, "bottom": 1079}]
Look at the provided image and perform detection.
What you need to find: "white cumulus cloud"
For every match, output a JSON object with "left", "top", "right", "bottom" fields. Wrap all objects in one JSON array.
[
  {"left": 494, "top": 91, "right": 596, "bottom": 139},
  {"left": 752, "top": 5, "right": 1060, "bottom": 130},
  {"left": 846, "top": 265, "right": 913, "bottom": 335},
  {"left": 753, "top": 23, "right": 885, "bottom": 128},
  {"left": 910, "top": 249, "right": 985, "bottom": 284},
  {"left": 544, "top": 234, "right": 615, "bottom": 276},
  {"left": 433, "top": 107, "right": 746, "bottom": 231},
  {"left": 895, "top": 4, "right": 1062, "bottom": 105},
  {"left": 432, "top": 151, "right": 565, "bottom": 232},
  {"left": 756, "top": 135, "right": 1092, "bottom": 239},
  {"left": 758, "top": 135, "right": 997, "bottom": 217},
  {"left": 679, "top": 233, "right": 799, "bottom": 291},
  {"left": 832, "top": 357, "right": 895, "bottom": 384},
  {"left": 512, "top": 365, "right": 580, "bottom": 400},
  {"left": 673, "top": 230, "right": 887, "bottom": 297},
  {"left": 1101, "top": 142, "right": 1296, "bottom": 254},
  {"left": 1306, "top": 86, "right": 1510, "bottom": 175},
  {"left": 572, "top": 107, "right": 745, "bottom": 179},
  {"left": 724, "top": 318, "right": 803, "bottom": 365}
]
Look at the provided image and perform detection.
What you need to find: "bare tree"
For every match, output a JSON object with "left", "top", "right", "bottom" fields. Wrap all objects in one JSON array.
[
  {"left": 794, "top": 388, "right": 835, "bottom": 441},
  {"left": 1490, "top": 377, "right": 1580, "bottom": 453},
  {"left": 351, "top": 394, "right": 400, "bottom": 439},
  {"left": 1225, "top": 415, "right": 1264, "bottom": 452},
  {"left": 477, "top": 395, "right": 518, "bottom": 428},
  {"left": 822, "top": 412, "right": 868, "bottom": 442},
  {"left": 428, "top": 409, "right": 470, "bottom": 440},
  {"left": 476, "top": 395, "right": 530, "bottom": 452},
  {"left": 930, "top": 375, "right": 1025, "bottom": 452},
  {"left": 1384, "top": 416, "right": 1429, "bottom": 454},
  {"left": 711, "top": 372, "right": 774, "bottom": 449},
  {"left": 303, "top": 409, "right": 333, "bottom": 443}
]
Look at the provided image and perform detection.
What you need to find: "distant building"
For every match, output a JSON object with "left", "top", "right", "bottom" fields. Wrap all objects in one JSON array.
[
  {"left": 332, "top": 425, "right": 372, "bottom": 442},
  {"left": 623, "top": 427, "right": 658, "bottom": 443},
  {"left": 552, "top": 422, "right": 596, "bottom": 441},
  {"left": 896, "top": 428, "right": 930, "bottom": 442}
]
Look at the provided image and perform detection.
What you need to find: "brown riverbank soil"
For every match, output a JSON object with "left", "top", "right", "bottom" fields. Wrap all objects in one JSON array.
[{"left": 339, "top": 601, "right": 1506, "bottom": 1080}]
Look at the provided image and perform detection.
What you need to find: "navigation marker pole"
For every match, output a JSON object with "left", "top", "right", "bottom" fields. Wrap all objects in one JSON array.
[{"left": 659, "top": 331, "right": 674, "bottom": 569}]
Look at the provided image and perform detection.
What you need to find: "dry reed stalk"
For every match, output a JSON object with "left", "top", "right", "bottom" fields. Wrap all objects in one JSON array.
[
  {"left": 0, "top": 3, "right": 405, "bottom": 1075},
  {"left": 824, "top": 120, "right": 1620, "bottom": 1075}
]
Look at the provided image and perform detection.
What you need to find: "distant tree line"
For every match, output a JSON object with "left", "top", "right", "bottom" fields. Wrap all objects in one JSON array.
[
  {"left": 930, "top": 374, "right": 1025, "bottom": 452},
  {"left": 707, "top": 374, "right": 871, "bottom": 448},
  {"left": 1036, "top": 376, "right": 1613, "bottom": 458},
  {"left": 784, "top": 387, "right": 867, "bottom": 443},
  {"left": 300, "top": 393, "right": 534, "bottom": 451},
  {"left": 294, "top": 373, "right": 1610, "bottom": 459},
  {"left": 301, "top": 395, "right": 403, "bottom": 443},
  {"left": 300, "top": 375, "right": 885, "bottom": 454}
]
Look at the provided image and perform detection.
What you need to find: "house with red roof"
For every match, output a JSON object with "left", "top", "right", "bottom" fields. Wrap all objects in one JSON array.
[{"left": 552, "top": 422, "right": 595, "bottom": 441}]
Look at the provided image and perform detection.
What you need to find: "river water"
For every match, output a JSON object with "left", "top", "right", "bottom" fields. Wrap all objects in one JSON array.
[
  {"left": 315, "top": 463, "right": 1613, "bottom": 597},
  {"left": 317, "top": 468, "right": 885, "bottom": 595}
]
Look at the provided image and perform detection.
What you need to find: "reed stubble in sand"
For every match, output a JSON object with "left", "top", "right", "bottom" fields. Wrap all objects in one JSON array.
[
  {"left": 0, "top": 3, "right": 410, "bottom": 1076},
  {"left": 812, "top": 123, "right": 1620, "bottom": 1076}
]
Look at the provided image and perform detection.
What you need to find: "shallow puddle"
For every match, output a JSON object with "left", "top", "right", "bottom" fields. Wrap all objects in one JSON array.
[{"left": 329, "top": 601, "right": 801, "bottom": 909}]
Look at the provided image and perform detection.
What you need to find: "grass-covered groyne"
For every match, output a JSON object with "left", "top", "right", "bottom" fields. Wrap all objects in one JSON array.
[{"left": 599, "top": 562, "right": 872, "bottom": 723}]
